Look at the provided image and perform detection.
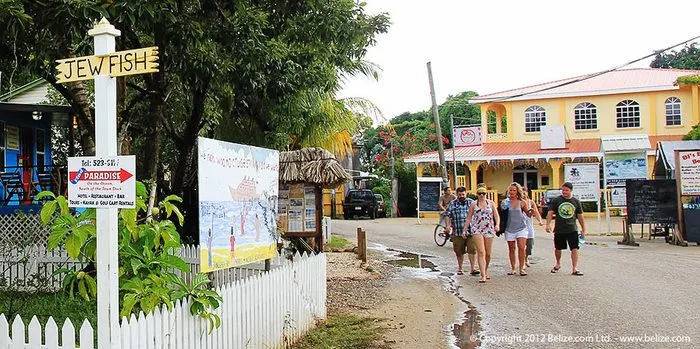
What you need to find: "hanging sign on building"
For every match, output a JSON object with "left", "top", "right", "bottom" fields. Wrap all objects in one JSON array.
[
  {"left": 564, "top": 163, "right": 600, "bottom": 202},
  {"left": 452, "top": 126, "right": 482, "bottom": 147}
]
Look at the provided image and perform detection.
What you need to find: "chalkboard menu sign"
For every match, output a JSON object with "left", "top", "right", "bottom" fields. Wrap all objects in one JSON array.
[
  {"left": 418, "top": 180, "right": 442, "bottom": 212},
  {"left": 625, "top": 179, "right": 678, "bottom": 224},
  {"left": 681, "top": 197, "right": 700, "bottom": 243}
]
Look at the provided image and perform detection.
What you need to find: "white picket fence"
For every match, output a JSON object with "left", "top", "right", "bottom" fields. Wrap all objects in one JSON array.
[
  {"left": 0, "top": 252, "right": 327, "bottom": 349},
  {"left": 0, "top": 244, "right": 278, "bottom": 292}
]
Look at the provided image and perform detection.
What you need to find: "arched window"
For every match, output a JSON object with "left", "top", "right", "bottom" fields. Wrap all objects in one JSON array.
[
  {"left": 665, "top": 97, "right": 681, "bottom": 126},
  {"left": 525, "top": 106, "right": 546, "bottom": 132},
  {"left": 616, "top": 100, "right": 640, "bottom": 128},
  {"left": 574, "top": 102, "right": 597, "bottom": 130}
]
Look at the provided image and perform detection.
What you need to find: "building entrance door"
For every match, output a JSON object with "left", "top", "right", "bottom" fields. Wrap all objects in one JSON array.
[{"left": 513, "top": 165, "right": 538, "bottom": 192}]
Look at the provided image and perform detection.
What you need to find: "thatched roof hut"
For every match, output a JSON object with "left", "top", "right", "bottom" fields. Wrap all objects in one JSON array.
[{"left": 279, "top": 147, "right": 351, "bottom": 186}]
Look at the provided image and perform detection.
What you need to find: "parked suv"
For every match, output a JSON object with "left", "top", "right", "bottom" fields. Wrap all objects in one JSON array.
[
  {"left": 343, "top": 189, "right": 378, "bottom": 219},
  {"left": 539, "top": 189, "right": 562, "bottom": 218},
  {"left": 374, "top": 193, "right": 387, "bottom": 218}
]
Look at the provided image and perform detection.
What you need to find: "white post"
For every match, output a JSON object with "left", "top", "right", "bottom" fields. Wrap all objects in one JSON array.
[{"left": 88, "top": 18, "right": 121, "bottom": 349}]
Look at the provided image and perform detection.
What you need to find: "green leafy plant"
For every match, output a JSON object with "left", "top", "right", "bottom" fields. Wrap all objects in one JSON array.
[{"left": 37, "top": 182, "right": 222, "bottom": 329}]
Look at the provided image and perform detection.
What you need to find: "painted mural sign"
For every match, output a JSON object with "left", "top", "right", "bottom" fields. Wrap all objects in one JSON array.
[
  {"left": 678, "top": 150, "right": 700, "bottom": 195},
  {"left": 564, "top": 163, "right": 600, "bottom": 202},
  {"left": 197, "top": 137, "right": 279, "bottom": 272},
  {"left": 604, "top": 152, "right": 647, "bottom": 186},
  {"left": 452, "top": 126, "right": 482, "bottom": 147}
]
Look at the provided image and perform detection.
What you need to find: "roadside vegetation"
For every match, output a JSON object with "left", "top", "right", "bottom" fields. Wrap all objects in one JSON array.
[
  {"left": 325, "top": 235, "right": 351, "bottom": 250},
  {"left": 292, "top": 313, "right": 390, "bottom": 349}
]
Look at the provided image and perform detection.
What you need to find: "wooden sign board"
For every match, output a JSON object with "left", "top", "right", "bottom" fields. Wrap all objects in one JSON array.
[{"left": 55, "top": 46, "right": 159, "bottom": 83}]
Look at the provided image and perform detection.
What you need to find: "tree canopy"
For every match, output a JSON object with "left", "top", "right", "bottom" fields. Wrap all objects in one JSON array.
[
  {"left": 650, "top": 43, "right": 700, "bottom": 70},
  {"left": 1, "top": 0, "right": 389, "bottom": 240}
]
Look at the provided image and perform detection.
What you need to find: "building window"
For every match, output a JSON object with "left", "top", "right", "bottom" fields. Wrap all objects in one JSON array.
[
  {"left": 36, "top": 129, "right": 46, "bottom": 173},
  {"left": 541, "top": 175, "right": 550, "bottom": 187},
  {"left": 665, "top": 97, "right": 681, "bottom": 126},
  {"left": 574, "top": 102, "right": 597, "bottom": 130},
  {"left": 525, "top": 106, "right": 546, "bottom": 133},
  {"left": 616, "top": 100, "right": 641, "bottom": 128}
]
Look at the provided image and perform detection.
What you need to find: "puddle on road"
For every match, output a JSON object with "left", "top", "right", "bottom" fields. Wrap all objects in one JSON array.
[
  {"left": 444, "top": 272, "right": 482, "bottom": 348},
  {"left": 384, "top": 249, "right": 439, "bottom": 272}
]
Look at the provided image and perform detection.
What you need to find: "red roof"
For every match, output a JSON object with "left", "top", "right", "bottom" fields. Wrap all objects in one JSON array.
[
  {"left": 469, "top": 68, "right": 700, "bottom": 103},
  {"left": 404, "top": 135, "right": 683, "bottom": 163},
  {"left": 404, "top": 138, "right": 602, "bottom": 163}
]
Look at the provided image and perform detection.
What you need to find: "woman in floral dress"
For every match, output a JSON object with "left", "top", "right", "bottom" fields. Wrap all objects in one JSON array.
[{"left": 466, "top": 185, "right": 501, "bottom": 283}]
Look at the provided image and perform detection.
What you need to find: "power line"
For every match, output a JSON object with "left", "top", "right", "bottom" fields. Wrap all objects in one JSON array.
[{"left": 477, "top": 35, "right": 700, "bottom": 103}]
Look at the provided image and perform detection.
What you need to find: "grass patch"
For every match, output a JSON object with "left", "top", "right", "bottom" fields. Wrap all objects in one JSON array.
[
  {"left": 0, "top": 291, "right": 96, "bottom": 327},
  {"left": 325, "top": 235, "right": 351, "bottom": 250},
  {"left": 292, "top": 313, "right": 389, "bottom": 349}
]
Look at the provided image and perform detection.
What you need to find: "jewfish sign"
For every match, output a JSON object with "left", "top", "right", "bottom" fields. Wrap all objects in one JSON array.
[{"left": 55, "top": 46, "right": 159, "bottom": 83}]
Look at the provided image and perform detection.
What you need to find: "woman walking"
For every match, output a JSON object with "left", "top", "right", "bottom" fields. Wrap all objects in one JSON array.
[
  {"left": 502, "top": 182, "right": 534, "bottom": 276},
  {"left": 522, "top": 188, "right": 543, "bottom": 267},
  {"left": 466, "top": 185, "right": 500, "bottom": 282}
]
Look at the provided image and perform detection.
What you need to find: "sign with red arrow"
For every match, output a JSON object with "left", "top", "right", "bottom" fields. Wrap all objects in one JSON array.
[{"left": 68, "top": 156, "right": 136, "bottom": 208}]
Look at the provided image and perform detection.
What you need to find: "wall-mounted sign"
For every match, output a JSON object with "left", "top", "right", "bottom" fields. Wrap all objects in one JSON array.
[
  {"left": 605, "top": 152, "right": 647, "bottom": 186},
  {"left": 564, "top": 163, "right": 600, "bottom": 202},
  {"left": 678, "top": 150, "right": 700, "bottom": 195},
  {"left": 5, "top": 126, "right": 19, "bottom": 150}
]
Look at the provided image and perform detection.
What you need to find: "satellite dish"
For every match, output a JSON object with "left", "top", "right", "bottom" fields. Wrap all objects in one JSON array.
[{"left": 541, "top": 125, "right": 566, "bottom": 149}]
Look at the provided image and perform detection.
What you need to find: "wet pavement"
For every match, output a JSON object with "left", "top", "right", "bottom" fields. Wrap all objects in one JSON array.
[{"left": 332, "top": 217, "right": 700, "bottom": 348}]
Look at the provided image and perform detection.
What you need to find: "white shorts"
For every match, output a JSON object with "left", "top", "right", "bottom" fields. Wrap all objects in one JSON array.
[{"left": 505, "top": 228, "right": 529, "bottom": 242}]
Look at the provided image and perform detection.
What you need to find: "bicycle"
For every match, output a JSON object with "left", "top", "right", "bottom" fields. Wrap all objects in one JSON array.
[{"left": 434, "top": 213, "right": 451, "bottom": 246}]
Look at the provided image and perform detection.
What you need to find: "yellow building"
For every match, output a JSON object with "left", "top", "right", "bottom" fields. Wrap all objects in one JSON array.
[{"left": 405, "top": 68, "right": 700, "bottom": 207}]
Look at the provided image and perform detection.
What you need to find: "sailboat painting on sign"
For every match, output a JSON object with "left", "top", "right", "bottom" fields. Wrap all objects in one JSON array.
[{"left": 540, "top": 125, "right": 566, "bottom": 149}]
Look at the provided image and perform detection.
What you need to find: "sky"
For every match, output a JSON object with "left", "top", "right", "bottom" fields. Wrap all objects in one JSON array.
[{"left": 338, "top": 0, "right": 700, "bottom": 124}]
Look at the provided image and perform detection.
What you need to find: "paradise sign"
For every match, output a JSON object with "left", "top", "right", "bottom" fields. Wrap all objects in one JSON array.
[{"left": 197, "top": 137, "right": 279, "bottom": 272}]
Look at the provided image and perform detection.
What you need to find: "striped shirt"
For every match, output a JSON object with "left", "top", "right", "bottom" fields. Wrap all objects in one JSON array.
[{"left": 446, "top": 198, "right": 474, "bottom": 234}]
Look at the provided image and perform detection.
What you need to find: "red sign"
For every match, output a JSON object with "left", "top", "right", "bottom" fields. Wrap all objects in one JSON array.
[{"left": 69, "top": 168, "right": 133, "bottom": 183}]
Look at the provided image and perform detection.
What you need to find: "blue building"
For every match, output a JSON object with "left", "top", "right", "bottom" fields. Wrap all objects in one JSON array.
[{"left": 0, "top": 101, "right": 71, "bottom": 212}]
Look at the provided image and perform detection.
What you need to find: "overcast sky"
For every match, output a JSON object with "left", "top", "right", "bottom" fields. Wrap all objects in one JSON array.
[{"left": 338, "top": 0, "right": 700, "bottom": 123}]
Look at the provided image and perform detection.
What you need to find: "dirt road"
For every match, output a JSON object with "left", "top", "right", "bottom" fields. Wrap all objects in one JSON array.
[{"left": 331, "top": 217, "right": 700, "bottom": 349}]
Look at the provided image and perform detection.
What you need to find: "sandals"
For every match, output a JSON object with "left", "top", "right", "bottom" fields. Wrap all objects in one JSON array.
[
  {"left": 571, "top": 270, "right": 584, "bottom": 276},
  {"left": 456, "top": 270, "right": 464, "bottom": 275},
  {"left": 478, "top": 279, "right": 487, "bottom": 283},
  {"left": 519, "top": 270, "right": 528, "bottom": 276},
  {"left": 507, "top": 271, "right": 516, "bottom": 275},
  {"left": 550, "top": 266, "right": 561, "bottom": 273},
  {"left": 470, "top": 270, "right": 481, "bottom": 276}
]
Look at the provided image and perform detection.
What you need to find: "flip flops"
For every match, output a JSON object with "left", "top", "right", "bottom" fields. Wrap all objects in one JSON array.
[
  {"left": 507, "top": 271, "right": 516, "bottom": 275},
  {"left": 470, "top": 270, "right": 481, "bottom": 276},
  {"left": 456, "top": 270, "right": 464, "bottom": 275},
  {"left": 519, "top": 270, "right": 528, "bottom": 276},
  {"left": 571, "top": 270, "right": 584, "bottom": 276},
  {"left": 550, "top": 266, "right": 560, "bottom": 273}
]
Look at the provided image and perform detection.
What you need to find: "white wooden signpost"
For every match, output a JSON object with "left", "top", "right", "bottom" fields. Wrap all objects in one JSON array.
[{"left": 56, "top": 18, "right": 158, "bottom": 349}]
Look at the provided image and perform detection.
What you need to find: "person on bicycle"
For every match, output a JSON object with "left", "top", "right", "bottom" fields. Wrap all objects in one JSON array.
[
  {"left": 438, "top": 187, "right": 456, "bottom": 233},
  {"left": 465, "top": 185, "right": 500, "bottom": 282},
  {"left": 444, "top": 187, "right": 477, "bottom": 275}
]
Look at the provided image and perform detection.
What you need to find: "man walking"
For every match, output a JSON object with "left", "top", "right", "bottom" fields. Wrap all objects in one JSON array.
[
  {"left": 445, "top": 187, "right": 478, "bottom": 275},
  {"left": 545, "top": 182, "right": 586, "bottom": 276},
  {"left": 438, "top": 187, "right": 457, "bottom": 233}
]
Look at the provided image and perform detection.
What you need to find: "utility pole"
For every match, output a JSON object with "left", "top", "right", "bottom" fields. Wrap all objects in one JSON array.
[
  {"left": 427, "top": 61, "right": 448, "bottom": 187},
  {"left": 390, "top": 136, "right": 398, "bottom": 217},
  {"left": 450, "top": 113, "right": 457, "bottom": 187}
]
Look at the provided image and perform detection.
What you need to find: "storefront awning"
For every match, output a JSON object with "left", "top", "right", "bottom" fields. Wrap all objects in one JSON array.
[
  {"left": 600, "top": 135, "right": 650, "bottom": 154},
  {"left": 656, "top": 140, "right": 700, "bottom": 172}
]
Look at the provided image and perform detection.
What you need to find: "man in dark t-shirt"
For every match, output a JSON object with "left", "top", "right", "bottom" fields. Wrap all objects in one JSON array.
[{"left": 545, "top": 182, "right": 586, "bottom": 276}]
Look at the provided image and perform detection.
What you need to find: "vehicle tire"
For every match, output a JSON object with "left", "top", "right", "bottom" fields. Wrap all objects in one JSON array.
[{"left": 434, "top": 224, "right": 448, "bottom": 246}]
